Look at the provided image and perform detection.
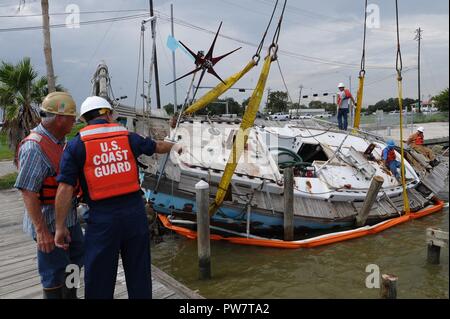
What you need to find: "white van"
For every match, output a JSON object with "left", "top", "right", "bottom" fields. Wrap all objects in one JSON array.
[{"left": 269, "top": 112, "right": 290, "bottom": 121}]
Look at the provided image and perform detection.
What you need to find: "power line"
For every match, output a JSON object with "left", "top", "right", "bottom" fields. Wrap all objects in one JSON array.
[
  {"left": 0, "top": 7, "right": 410, "bottom": 70},
  {"left": 0, "top": 13, "right": 149, "bottom": 32},
  {"left": 155, "top": 13, "right": 398, "bottom": 70},
  {"left": 0, "top": 9, "right": 148, "bottom": 18}
]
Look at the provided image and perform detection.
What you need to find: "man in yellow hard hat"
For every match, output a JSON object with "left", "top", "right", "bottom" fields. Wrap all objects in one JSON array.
[{"left": 14, "top": 91, "right": 84, "bottom": 299}]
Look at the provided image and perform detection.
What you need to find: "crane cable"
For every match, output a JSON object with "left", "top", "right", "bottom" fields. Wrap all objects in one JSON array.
[
  {"left": 352, "top": 0, "right": 368, "bottom": 132},
  {"left": 183, "top": 0, "right": 280, "bottom": 115},
  {"left": 208, "top": 0, "right": 288, "bottom": 217},
  {"left": 395, "top": 0, "right": 410, "bottom": 215}
]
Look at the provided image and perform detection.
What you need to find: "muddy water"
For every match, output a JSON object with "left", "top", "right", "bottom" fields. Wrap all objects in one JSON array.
[{"left": 151, "top": 207, "right": 448, "bottom": 299}]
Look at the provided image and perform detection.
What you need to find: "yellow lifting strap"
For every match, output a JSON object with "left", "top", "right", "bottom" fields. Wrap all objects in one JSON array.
[
  {"left": 208, "top": 55, "right": 273, "bottom": 216},
  {"left": 352, "top": 74, "right": 365, "bottom": 132},
  {"left": 183, "top": 60, "right": 257, "bottom": 115},
  {"left": 397, "top": 77, "right": 410, "bottom": 214}
]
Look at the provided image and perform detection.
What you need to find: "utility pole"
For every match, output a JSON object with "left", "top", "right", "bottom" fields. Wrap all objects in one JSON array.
[
  {"left": 41, "top": 0, "right": 56, "bottom": 93},
  {"left": 349, "top": 75, "right": 353, "bottom": 127},
  {"left": 170, "top": 4, "right": 178, "bottom": 112},
  {"left": 415, "top": 27, "right": 423, "bottom": 113},
  {"left": 297, "top": 85, "right": 303, "bottom": 115},
  {"left": 150, "top": 0, "right": 162, "bottom": 109},
  {"left": 266, "top": 88, "right": 271, "bottom": 113}
]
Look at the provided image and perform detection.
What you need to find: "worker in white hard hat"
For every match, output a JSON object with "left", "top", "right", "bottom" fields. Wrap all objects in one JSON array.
[
  {"left": 54, "top": 96, "right": 181, "bottom": 299},
  {"left": 407, "top": 126, "right": 438, "bottom": 166},
  {"left": 14, "top": 92, "right": 83, "bottom": 299},
  {"left": 336, "top": 83, "right": 356, "bottom": 130}
]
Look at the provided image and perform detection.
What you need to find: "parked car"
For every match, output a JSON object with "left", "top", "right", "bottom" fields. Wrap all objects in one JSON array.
[
  {"left": 269, "top": 112, "right": 290, "bottom": 121},
  {"left": 313, "top": 113, "right": 333, "bottom": 119}
]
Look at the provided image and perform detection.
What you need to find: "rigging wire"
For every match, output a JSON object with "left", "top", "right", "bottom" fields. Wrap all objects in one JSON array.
[
  {"left": 133, "top": 30, "right": 143, "bottom": 109},
  {"left": 360, "top": 0, "right": 368, "bottom": 75},
  {"left": 254, "top": 0, "right": 279, "bottom": 61},
  {"left": 394, "top": 0, "right": 410, "bottom": 215}
]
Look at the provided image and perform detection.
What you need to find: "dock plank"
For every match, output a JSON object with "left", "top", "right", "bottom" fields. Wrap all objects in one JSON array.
[{"left": 0, "top": 189, "right": 203, "bottom": 299}]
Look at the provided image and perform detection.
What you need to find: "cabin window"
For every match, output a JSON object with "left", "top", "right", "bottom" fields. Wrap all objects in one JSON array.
[{"left": 298, "top": 143, "right": 329, "bottom": 163}]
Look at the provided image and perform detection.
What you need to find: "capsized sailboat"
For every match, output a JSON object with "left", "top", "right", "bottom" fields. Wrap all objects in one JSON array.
[{"left": 140, "top": 117, "right": 443, "bottom": 241}]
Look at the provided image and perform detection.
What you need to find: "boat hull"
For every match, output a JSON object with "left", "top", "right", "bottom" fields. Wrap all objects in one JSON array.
[{"left": 148, "top": 190, "right": 395, "bottom": 240}]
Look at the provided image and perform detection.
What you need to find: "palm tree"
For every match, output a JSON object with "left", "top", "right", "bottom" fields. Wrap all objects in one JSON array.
[{"left": 0, "top": 57, "right": 63, "bottom": 157}]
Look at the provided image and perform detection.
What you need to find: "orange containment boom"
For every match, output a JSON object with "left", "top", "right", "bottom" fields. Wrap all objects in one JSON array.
[{"left": 157, "top": 198, "right": 444, "bottom": 249}]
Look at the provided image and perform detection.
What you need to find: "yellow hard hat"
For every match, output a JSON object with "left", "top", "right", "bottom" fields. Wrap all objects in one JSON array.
[{"left": 41, "top": 92, "right": 77, "bottom": 116}]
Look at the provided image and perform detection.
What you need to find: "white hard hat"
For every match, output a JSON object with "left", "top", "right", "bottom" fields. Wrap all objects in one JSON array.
[
  {"left": 417, "top": 126, "right": 424, "bottom": 133},
  {"left": 338, "top": 83, "right": 345, "bottom": 88},
  {"left": 80, "top": 96, "right": 112, "bottom": 118}
]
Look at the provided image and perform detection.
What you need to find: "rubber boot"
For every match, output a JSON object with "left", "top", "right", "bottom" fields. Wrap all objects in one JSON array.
[
  {"left": 43, "top": 287, "right": 63, "bottom": 299},
  {"left": 62, "top": 286, "right": 78, "bottom": 299}
]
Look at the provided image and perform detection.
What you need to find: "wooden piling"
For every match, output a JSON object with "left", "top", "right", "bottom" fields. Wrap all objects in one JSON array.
[
  {"left": 356, "top": 175, "right": 384, "bottom": 227},
  {"left": 284, "top": 167, "right": 294, "bottom": 241},
  {"left": 426, "top": 228, "right": 449, "bottom": 265},
  {"left": 380, "top": 274, "right": 398, "bottom": 299},
  {"left": 195, "top": 180, "right": 211, "bottom": 280}
]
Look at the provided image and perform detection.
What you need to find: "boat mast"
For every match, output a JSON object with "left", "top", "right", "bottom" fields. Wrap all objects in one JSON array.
[
  {"left": 149, "top": 0, "right": 162, "bottom": 109},
  {"left": 171, "top": 4, "right": 179, "bottom": 112}
]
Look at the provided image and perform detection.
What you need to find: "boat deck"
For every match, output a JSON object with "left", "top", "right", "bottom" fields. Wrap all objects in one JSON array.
[{"left": 0, "top": 189, "right": 203, "bottom": 299}]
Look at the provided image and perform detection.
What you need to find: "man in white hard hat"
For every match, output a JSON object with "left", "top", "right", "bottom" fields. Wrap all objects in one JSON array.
[
  {"left": 54, "top": 96, "right": 180, "bottom": 299},
  {"left": 407, "top": 126, "right": 438, "bottom": 166},
  {"left": 14, "top": 92, "right": 84, "bottom": 299},
  {"left": 336, "top": 83, "right": 356, "bottom": 130}
]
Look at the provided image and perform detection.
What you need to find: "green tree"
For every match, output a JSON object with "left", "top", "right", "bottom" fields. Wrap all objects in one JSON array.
[
  {"left": 242, "top": 97, "right": 250, "bottom": 111},
  {"left": 433, "top": 88, "right": 449, "bottom": 112},
  {"left": 368, "top": 97, "right": 417, "bottom": 113},
  {"left": 163, "top": 103, "right": 175, "bottom": 115},
  {"left": 308, "top": 100, "right": 336, "bottom": 114},
  {"left": 0, "top": 58, "right": 63, "bottom": 153},
  {"left": 267, "top": 91, "right": 288, "bottom": 113}
]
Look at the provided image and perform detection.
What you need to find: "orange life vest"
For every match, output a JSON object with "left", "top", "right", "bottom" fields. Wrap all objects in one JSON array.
[
  {"left": 387, "top": 149, "right": 396, "bottom": 162},
  {"left": 415, "top": 133, "right": 424, "bottom": 145},
  {"left": 80, "top": 123, "right": 140, "bottom": 201},
  {"left": 17, "top": 132, "right": 63, "bottom": 205},
  {"left": 337, "top": 89, "right": 352, "bottom": 106}
]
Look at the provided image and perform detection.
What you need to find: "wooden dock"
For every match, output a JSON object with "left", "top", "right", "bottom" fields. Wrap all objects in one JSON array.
[{"left": 0, "top": 189, "right": 203, "bottom": 299}]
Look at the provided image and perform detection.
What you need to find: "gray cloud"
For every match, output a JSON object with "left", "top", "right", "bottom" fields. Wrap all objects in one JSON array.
[{"left": 0, "top": 0, "right": 448, "bottom": 111}]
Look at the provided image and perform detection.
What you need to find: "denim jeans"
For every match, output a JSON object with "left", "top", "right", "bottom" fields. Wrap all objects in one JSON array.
[
  {"left": 337, "top": 108, "right": 349, "bottom": 130},
  {"left": 36, "top": 222, "right": 84, "bottom": 289},
  {"left": 388, "top": 160, "right": 401, "bottom": 178}
]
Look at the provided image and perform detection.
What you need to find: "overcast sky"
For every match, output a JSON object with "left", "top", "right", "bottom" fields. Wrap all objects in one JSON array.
[{"left": 0, "top": 0, "right": 448, "bottom": 113}]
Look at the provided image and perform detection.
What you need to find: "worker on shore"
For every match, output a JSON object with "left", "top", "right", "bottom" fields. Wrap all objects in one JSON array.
[
  {"left": 406, "top": 127, "right": 439, "bottom": 167},
  {"left": 336, "top": 83, "right": 356, "bottom": 131},
  {"left": 382, "top": 140, "right": 401, "bottom": 179},
  {"left": 54, "top": 96, "right": 181, "bottom": 299},
  {"left": 14, "top": 92, "right": 84, "bottom": 299}
]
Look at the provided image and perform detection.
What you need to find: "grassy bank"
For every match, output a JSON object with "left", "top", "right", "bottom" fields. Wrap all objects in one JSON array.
[
  {"left": 0, "top": 133, "right": 13, "bottom": 161},
  {"left": 358, "top": 112, "right": 449, "bottom": 127},
  {"left": 0, "top": 122, "right": 85, "bottom": 161},
  {"left": 412, "top": 112, "right": 449, "bottom": 124},
  {"left": 0, "top": 172, "right": 17, "bottom": 190},
  {"left": 67, "top": 122, "right": 85, "bottom": 141}
]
